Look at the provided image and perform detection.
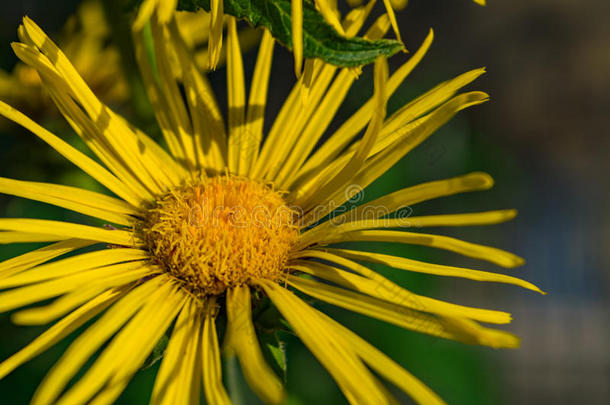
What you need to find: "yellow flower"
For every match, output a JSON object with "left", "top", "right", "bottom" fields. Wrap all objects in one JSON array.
[
  {"left": 0, "top": 0, "right": 258, "bottom": 122},
  {"left": 0, "top": 0, "right": 127, "bottom": 119},
  {"left": 0, "top": 8, "right": 540, "bottom": 405}
]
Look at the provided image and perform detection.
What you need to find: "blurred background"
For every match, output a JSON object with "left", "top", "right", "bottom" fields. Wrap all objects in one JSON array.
[{"left": 0, "top": 0, "right": 608, "bottom": 404}]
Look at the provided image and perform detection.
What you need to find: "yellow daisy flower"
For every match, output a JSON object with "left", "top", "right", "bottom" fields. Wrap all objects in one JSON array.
[
  {"left": 0, "top": 0, "right": 258, "bottom": 122},
  {"left": 0, "top": 7, "right": 540, "bottom": 405}
]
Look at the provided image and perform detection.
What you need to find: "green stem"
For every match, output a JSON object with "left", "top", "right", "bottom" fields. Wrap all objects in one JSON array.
[{"left": 222, "top": 354, "right": 246, "bottom": 405}]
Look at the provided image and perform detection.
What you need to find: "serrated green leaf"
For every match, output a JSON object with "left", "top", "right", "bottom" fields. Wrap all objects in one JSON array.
[{"left": 176, "top": 0, "right": 404, "bottom": 67}]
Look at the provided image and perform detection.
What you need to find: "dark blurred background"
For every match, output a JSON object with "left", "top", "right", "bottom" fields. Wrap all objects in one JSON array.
[{"left": 0, "top": 0, "right": 608, "bottom": 404}]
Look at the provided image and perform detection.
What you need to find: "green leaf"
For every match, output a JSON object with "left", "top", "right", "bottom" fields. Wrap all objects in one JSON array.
[
  {"left": 177, "top": 0, "right": 404, "bottom": 67},
  {"left": 259, "top": 331, "right": 289, "bottom": 382},
  {"left": 251, "top": 296, "right": 291, "bottom": 381},
  {"left": 141, "top": 333, "right": 169, "bottom": 369}
]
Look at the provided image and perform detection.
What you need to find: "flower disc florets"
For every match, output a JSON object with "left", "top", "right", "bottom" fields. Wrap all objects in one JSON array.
[{"left": 141, "top": 176, "right": 299, "bottom": 295}]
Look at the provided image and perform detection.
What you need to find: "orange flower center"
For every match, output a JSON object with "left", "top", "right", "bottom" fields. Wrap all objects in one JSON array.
[{"left": 142, "top": 176, "right": 299, "bottom": 295}]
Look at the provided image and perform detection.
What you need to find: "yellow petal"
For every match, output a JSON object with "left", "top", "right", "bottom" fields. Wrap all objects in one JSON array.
[
  {"left": 20, "top": 17, "right": 177, "bottom": 196},
  {"left": 294, "top": 30, "right": 434, "bottom": 187},
  {"left": 321, "top": 311, "right": 447, "bottom": 405},
  {"left": 0, "top": 261, "right": 153, "bottom": 315},
  {"left": 314, "top": 229, "right": 524, "bottom": 268},
  {"left": 31, "top": 275, "right": 169, "bottom": 405},
  {"left": 381, "top": 0, "right": 403, "bottom": 42},
  {"left": 316, "top": 0, "right": 345, "bottom": 36},
  {"left": 325, "top": 248, "right": 543, "bottom": 293},
  {"left": 287, "top": 274, "right": 517, "bottom": 347},
  {"left": 149, "top": 17, "right": 197, "bottom": 171},
  {"left": 291, "top": 0, "right": 304, "bottom": 77},
  {"left": 151, "top": 298, "right": 202, "bottom": 405},
  {"left": 0, "top": 218, "right": 136, "bottom": 246},
  {"left": 257, "top": 279, "right": 393, "bottom": 404},
  {"left": 299, "top": 92, "right": 490, "bottom": 225},
  {"left": 290, "top": 259, "right": 513, "bottom": 323},
  {"left": 0, "top": 101, "right": 142, "bottom": 206},
  {"left": 0, "top": 289, "right": 124, "bottom": 380},
  {"left": 202, "top": 300, "right": 231, "bottom": 405},
  {"left": 251, "top": 8, "right": 375, "bottom": 180},
  {"left": 208, "top": 0, "right": 224, "bottom": 70},
  {"left": 300, "top": 57, "right": 388, "bottom": 208},
  {"left": 167, "top": 19, "right": 227, "bottom": 171},
  {"left": 0, "top": 239, "right": 93, "bottom": 280},
  {"left": 12, "top": 283, "right": 128, "bottom": 326},
  {"left": 0, "top": 177, "right": 138, "bottom": 226},
  {"left": 243, "top": 29, "right": 275, "bottom": 175},
  {"left": 133, "top": 0, "right": 158, "bottom": 31},
  {"left": 0, "top": 248, "right": 147, "bottom": 289},
  {"left": 224, "top": 286, "right": 285, "bottom": 405},
  {"left": 56, "top": 280, "right": 186, "bottom": 405},
  {"left": 226, "top": 17, "right": 247, "bottom": 174}
]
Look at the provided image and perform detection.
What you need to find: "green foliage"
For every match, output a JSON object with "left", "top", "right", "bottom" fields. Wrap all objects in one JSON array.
[{"left": 176, "top": 0, "right": 404, "bottom": 67}]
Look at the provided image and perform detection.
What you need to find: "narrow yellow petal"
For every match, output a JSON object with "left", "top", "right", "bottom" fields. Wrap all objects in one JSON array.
[
  {"left": 21, "top": 17, "right": 176, "bottom": 196},
  {"left": 257, "top": 279, "right": 396, "bottom": 404},
  {"left": 381, "top": 0, "right": 403, "bottom": 42},
  {"left": 251, "top": 8, "right": 374, "bottom": 180},
  {"left": 382, "top": 68, "right": 487, "bottom": 137},
  {"left": 308, "top": 209, "right": 517, "bottom": 241},
  {"left": 202, "top": 300, "right": 231, "bottom": 405},
  {"left": 224, "top": 286, "right": 285, "bottom": 405},
  {"left": 299, "top": 92, "right": 490, "bottom": 225},
  {"left": 301, "top": 172, "right": 494, "bottom": 241},
  {"left": 31, "top": 276, "right": 169, "bottom": 405},
  {"left": 226, "top": 17, "right": 247, "bottom": 174},
  {"left": 12, "top": 283, "right": 129, "bottom": 325},
  {"left": 156, "top": 0, "right": 178, "bottom": 24},
  {"left": 167, "top": 19, "right": 227, "bottom": 171},
  {"left": 299, "top": 57, "right": 388, "bottom": 208},
  {"left": 56, "top": 281, "right": 186, "bottom": 405},
  {"left": 321, "top": 312, "right": 448, "bottom": 405},
  {"left": 316, "top": 0, "right": 346, "bottom": 36},
  {"left": 0, "top": 289, "right": 124, "bottom": 380},
  {"left": 287, "top": 275, "right": 514, "bottom": 346},
  {"left": 292, "top": 0, "right": 304, "bottom": 77},
  {"left": 313, "top": 229, "right": 524, "bottom": 268},
  {"left": 208, "top": 0, "right": 224, "bottom": 70},
  {"left": 0, "top": 177, "right": 138, "bottom": 226},
  {"left": 389, "top": 0, "right": 408, "bottom": 10},
  {"left": 0, "top": 239, "right": 93, "bottom": 280},
  {"left": 0, "top": 218, "right": 136, "bottom": 246},
  {"left": 395, "top": 210, "right": 517, "bottom": 227},
  {"left": 150, "top": 17, "right": 198, "bottom": 171},
  {"left": 0, "top": 232, "right": 66, "bottom": 244},
  {"left": 133, "top": 0, "right": 158, "bottom": 31},
  {"left": 151, "top": 298, "right": 202, "bottom": 405},
  {"left": 0, "top": 248, "right": 147, "bottom": 289},
  {"left": 273, "top": 16, "right": 392, "bottom": 187},
  {"left": 293, "top": 30, "right": 434, "bottom": 186},
  {"left": 290, "top": 259, "right": 512, "bottom": 323},
  {"left": 324, "top": 248, "right": 543, "bottom": 293},
  {"left": 0, "top": 261, "right": 153, "bottom": 315},
  {"left": 0, "top": 101, "right": 142, "bottom": 206},
  {"left": 132, "top": 25, "right": 189, "bottom": 166},
  {"left": 243, "top": 30, "right": 275, "bottom": 175}
]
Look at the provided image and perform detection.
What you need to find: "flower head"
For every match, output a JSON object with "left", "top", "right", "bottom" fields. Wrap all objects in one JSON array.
[{"left": 0, "top": 6, "right": 540, "bottom": 405}]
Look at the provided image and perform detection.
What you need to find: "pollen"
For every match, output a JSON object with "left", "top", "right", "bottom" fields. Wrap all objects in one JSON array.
[{"left": 141, "top": 176, "right": 299, "bottom": 296}]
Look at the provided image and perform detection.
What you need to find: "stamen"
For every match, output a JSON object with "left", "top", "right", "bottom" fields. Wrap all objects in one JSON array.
[{"left": 140, "top": 175, "right": 299, "bottom": 295}]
